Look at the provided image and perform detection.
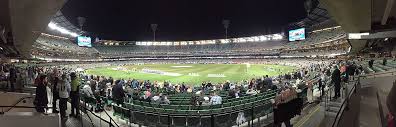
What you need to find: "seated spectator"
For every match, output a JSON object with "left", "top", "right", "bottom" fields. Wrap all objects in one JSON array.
[
  {"left": 151, "top": 93, "right": 160, "bottom": 103},
  {"left": 202, "top": 96, "right": 211, "bottom": 106},
  {"left": 158, "top": 94, "right": 170, "bottom": 105},
  {"left": 125, "top": 85, "right": 134, "bottom": 102},
  {"left": 82, "top": 81, "right": 95, "bottom": 98},
  {"left": 144, "top": 89, "right": 152, "bottom": 101},
  {"left": 210, "top": 92, "right": 222, "bottom": 105},
  {"left": 246, "top": 88, "right": 258, "bottom": 95}
]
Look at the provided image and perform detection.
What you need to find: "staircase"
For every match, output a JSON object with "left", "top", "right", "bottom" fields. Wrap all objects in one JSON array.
[
  {"left": 320, "top": 98, "right": 343, "bottom": 127},
  {"left": 319, "top": 79, "right": 359, "bottom": 127}
]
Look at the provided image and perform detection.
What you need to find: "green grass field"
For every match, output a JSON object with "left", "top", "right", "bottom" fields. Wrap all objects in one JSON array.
[{"left": 85, "top": 64, "right": 296, "bottom": 85}]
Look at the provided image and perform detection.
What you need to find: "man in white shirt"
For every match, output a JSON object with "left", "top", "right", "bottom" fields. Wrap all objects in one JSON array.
[
  {"left": 58, "top": 74, "right": 71, "bottom": 119},
  {"left": 210, "top": 92, "right": 222, "bottom": 105}
]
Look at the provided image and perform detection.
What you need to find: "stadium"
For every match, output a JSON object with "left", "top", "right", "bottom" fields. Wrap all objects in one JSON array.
[{"left": 0, "top": 0, "right": 396, "bottom": 127}]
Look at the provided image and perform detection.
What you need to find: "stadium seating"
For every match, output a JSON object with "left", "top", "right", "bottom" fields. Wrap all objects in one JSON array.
[
  {"left": 94, "top": 40, "right": 284, "bottom": 58},
  {"left": 31, "top": 27, "right": 349, "bottom": 60},
  {"left": 80, "top": 89, "right": 284, "bottom": 127}
]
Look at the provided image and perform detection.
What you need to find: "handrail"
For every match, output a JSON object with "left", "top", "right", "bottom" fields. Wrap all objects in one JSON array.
[
  {"left": 80, "top": 103, "right": 118, "bottom": 127},
  {"left": 79, "top": 105, "right": 95, "bottom": 127},
  {"left": 0, "top": 105, "right": 51, "bottom": 108},
  {"left": 361, "top": 67, "right": 396, "bottom": 77},
  {"left": 376, "top": 91, "right": 386, "bottom": 127},
  {"left": 103, "top": 108, "right": 119, "bottom": 127},
  {"left": 0, "top": 105, "right": 53, "bottom": 114},
  {"left": 4, "top": 96, "right": 33, "bottom": 112},
  {"left": 331, "top": 77, "right": 359, "bottom": 127}
]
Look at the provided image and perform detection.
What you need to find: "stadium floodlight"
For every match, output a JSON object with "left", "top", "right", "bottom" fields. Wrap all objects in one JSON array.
[
  {"left": 77, "top": 17, "right": 86, "bottom": 30},
  {"left": 222, "top": 20, "right": 230, "bottom": 39},
  {"left": 151, "top": 24, "right": 158, "bottom": 41},
  {"left": 253, "top": 36, "right": 260, "bottom": 42},
  {"left": 220, "top": 39, "right": 227, "bottom": 43},
  {"left": 48, "top": 22, "right": 79, "bottom": 37},
  {"left": 259, "top": 36, "right": 267, "bottom": 41},
  {"left": 272, "top": 34, "right": 283, "bottom": 40}
]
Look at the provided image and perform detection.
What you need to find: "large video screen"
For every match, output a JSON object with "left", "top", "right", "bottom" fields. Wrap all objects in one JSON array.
[
  {"left": 288, "top": 28, "right": 306, "bottom": 41},
  {"left": 77, "top": 36, "right": 92, "bottom": 47}
]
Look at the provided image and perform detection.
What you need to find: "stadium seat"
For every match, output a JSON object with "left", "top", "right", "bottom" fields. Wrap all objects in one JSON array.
[
  {"left": 198, "top": 110, "right": 211, "bottom": 115},
  {"left": 187, "top": 112, "right": 201, "bottom": 127},
  {"left": 145, "top": 107, "right": 155, "bottom": 112},
  {"left": 133, "top": 105, "right": 144, "bottom": 111},
  {"left": 142, "top": 102, "right": 151, "bottom": 107},
  {"left": 215, "top": 113, "right": 233, "bottom": 127},
  {"left": 222, "top": 102, "right": 231, "bottom": 107},
  {"left": 210, "top": 104, "right": 222, "bottom": 109},
  {"left": 112, "top": 104, "right": 121, "bottom": 117},
  {"left": 132, "top": 100, "right": 142, "bottom": 105},
  {"left": 231, "top": 101, "right": 240, "bottom": 106},
  {"left": 121, "top": 107, "right": 130, "bottom": 121},
  {"left": 211, "top": 108, "right": 223, "bottom": 114},
  {"left": 179, "top": 105, "right": 190, "bottom": 110}
]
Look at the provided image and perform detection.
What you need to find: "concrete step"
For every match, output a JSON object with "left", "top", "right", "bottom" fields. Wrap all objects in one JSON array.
[
  {"left": 327, "top": 101, "right": 342, "bottom": 107},
  {"left": 326, "top": 106, "right": 340, "bottom": 113},
  {"left": 325, "top": 111, "right": 338, "bottom": 118}
]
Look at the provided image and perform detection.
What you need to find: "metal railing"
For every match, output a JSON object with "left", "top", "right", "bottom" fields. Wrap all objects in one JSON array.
[
  {"left": 331, "top": 77, "right": 359, "bottom": 127},
  {"left": 376, "top": 91, "right": 386, "bottom": 127},
  {"left": 324, "top": 67, "right": 396, "bottom": 127},
  {"left": 80, "top": 100, "right": 119, "bottom": 127},
  {"left": 329, "top": 68, "right": 396, "bottom": 127},
  {"left": 80, "top": 103, "right": 119, "bottom": 127},
  {"left": 0, "top": 105, "right": 53, "bottom": 114},
  {"left": 3, "top": 96, "right": 33, "bottom": 113}
]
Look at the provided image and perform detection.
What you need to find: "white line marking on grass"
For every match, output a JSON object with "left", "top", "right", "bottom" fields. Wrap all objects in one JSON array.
[
  {"left": 140, "top": 68, "right": 182, "bottom": 76},
  {"left": 112, "top": 67, "right": 127, "bottom": 71},
  {"left": 188, "top": 73, "right": 200, "bottom": 77},
  {"left": 207, "top": 74, "right": 226, "bottom": 77},
  {"left": 171, "top": 66, "right": 193, "bottom": 68},
  {"left": 163, "top": 72, "right": 182, "bottom": 76}
]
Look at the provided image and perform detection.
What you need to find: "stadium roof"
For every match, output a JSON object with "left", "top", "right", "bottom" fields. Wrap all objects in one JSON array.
[
  {"left": 289, "top": 1, "right": 331, "bottom": 29},
  {"left": 46, "top": 12, "right": 84, "bottom": 38}
]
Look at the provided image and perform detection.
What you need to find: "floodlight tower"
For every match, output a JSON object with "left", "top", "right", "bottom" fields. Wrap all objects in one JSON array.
[
  {"left": 151, "top": 24, "right": 158, "bottom": 42},
  {"left": 222, "top": 20, "right": 230, "bottom": 40},
  {"left": 77, "top": 17, "right": 86, "bottom": 32}
]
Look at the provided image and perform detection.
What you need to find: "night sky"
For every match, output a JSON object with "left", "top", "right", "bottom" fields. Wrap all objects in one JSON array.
[{"left": 61, "top": 0, "right": 307, "bottom": 41}]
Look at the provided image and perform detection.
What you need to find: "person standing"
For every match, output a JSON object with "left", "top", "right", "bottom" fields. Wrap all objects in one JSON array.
[
  {"left": 331, "top": 66, "right": 341, "bottom": 99},
  {"left": 8, "top": 66, "right": 16, "bottom": 91},
  {"left": 369, "top": 59, "right": 374, "bottom": 68},
  {"left": 58, "top": 74, "right": 70, "bottom": 119},
  {"left": 319, "top": 72, "right": 326, "bottom": 100},
  {"left": 50, "top": 68, "right": 60, "bottom": 113},
  {"left": 112, "top": 80, "right": 125, "bottom": 105},
  {"left": 306, "top": 80, "right": 314, "bottom": 104},
  {"left": 69, "top": 72, "right": 80, "bottom": 117},
  {"left": 34, "top": 75, "right": 48, "bottom": 113}
]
